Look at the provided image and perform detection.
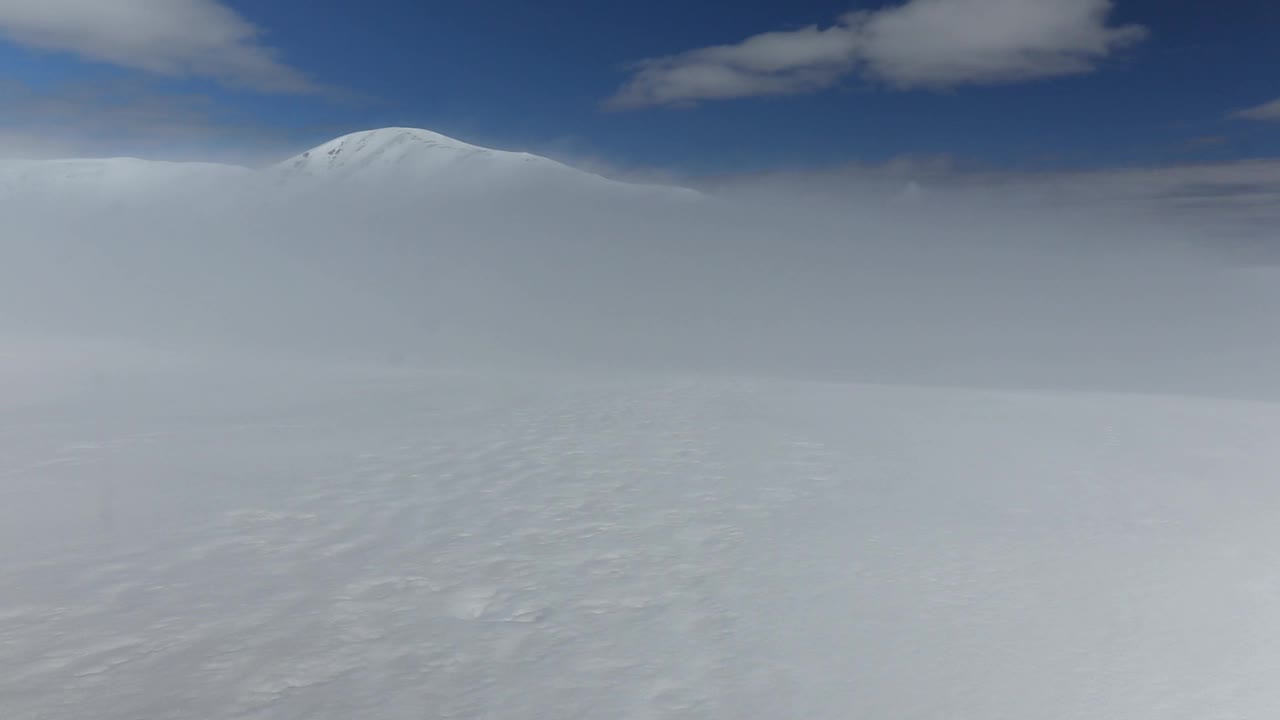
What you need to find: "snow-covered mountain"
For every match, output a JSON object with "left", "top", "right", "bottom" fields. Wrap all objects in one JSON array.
[
  {"left": 274, "top": 128, "right": 586, "bottom": 185},
  {"left": 268, "top": 127, "right": 695, "bottom": 200},
  {"left": 0, "top": 128, "right": 690, "bottom": 199}
]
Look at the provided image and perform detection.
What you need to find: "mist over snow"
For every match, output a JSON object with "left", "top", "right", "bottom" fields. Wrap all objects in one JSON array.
[
  {"left": 2, "top": 126, "right": 1277, "bottom": 397},
  {"left": 4, "top": 128, "right": 1280, "bottom": 720}
]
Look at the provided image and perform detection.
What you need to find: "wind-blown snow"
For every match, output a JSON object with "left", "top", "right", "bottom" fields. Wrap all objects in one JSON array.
[{"left": 3, "top": 360, "right": 1280, "bottom": 719}]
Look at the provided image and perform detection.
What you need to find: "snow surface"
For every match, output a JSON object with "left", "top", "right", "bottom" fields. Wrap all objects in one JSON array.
[
  {"left": 3, "top": 358, "right": 1280, "bottom": 720},
  {"left": 273, "top": 128, "right": 576, "bottom": 183}
]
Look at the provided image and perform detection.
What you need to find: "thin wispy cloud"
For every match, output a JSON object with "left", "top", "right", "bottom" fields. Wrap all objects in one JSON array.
[
  {"left": 1234, "top": 98, "right": 1280, "bottom": 122},
  {"left": 0, "top": 0, "right": 315, "bottom": 93},
  {"left": 608, "top": 0, "right": 1145, "bottom": 109}
]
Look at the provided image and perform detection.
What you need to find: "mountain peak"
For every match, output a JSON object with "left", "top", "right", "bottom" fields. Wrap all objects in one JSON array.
[{"left": 304, "top": 127, "right": 500, "bottom": 159}]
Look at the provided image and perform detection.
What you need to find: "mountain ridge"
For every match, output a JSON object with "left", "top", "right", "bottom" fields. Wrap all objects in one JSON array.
[{"left": 0, "top": 127, "right": 690, "bottom": 198}]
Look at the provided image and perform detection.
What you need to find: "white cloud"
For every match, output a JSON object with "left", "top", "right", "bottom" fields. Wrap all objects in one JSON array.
[
  {"left": 0, "top": 0, "right": 314, "bottom": 93},
  {"left": 608, "top": 0, "right": 1145, "bottom": 108},
  {"left": 1235, "top": 99, "right": 1280, "bottom": 122}
]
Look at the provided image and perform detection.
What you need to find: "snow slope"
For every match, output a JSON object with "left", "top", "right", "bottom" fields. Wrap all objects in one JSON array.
[
  {"left": 3, "top": 358, "right": 1280, "bottom": 720},
  {"left": 273, "top": 128, "right": 582, "bottom": 184}
]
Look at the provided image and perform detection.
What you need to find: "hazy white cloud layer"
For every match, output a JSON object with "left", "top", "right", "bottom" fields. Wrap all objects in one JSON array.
[
  {"left": 0, "top": 0, "right": 313, "bottom": 93},
  {"left": 3, "top": 137, "right": 1280, "bottom": 399},
  {"left": 1235, "top": 98, "right": 1280, "bottom": 121},
  {"left": 609, "top": 0, "right": 1145, "bottom": 108},
  {"left": 711, "top": 156, "right": 1280, "bottom": 249}
]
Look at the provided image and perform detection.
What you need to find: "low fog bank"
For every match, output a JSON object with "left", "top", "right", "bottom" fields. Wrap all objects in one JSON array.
[
  {"left": 705, "top": 158, "right": 1280, "bottom": 262},
  {"left": 2, "top": 174, "right": 1278, "bottom": 400}
]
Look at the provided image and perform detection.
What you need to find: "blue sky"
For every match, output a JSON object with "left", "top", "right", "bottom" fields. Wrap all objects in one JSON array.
[{"left": 0, "top": 0, "right": 1278, "bottom": 172}]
